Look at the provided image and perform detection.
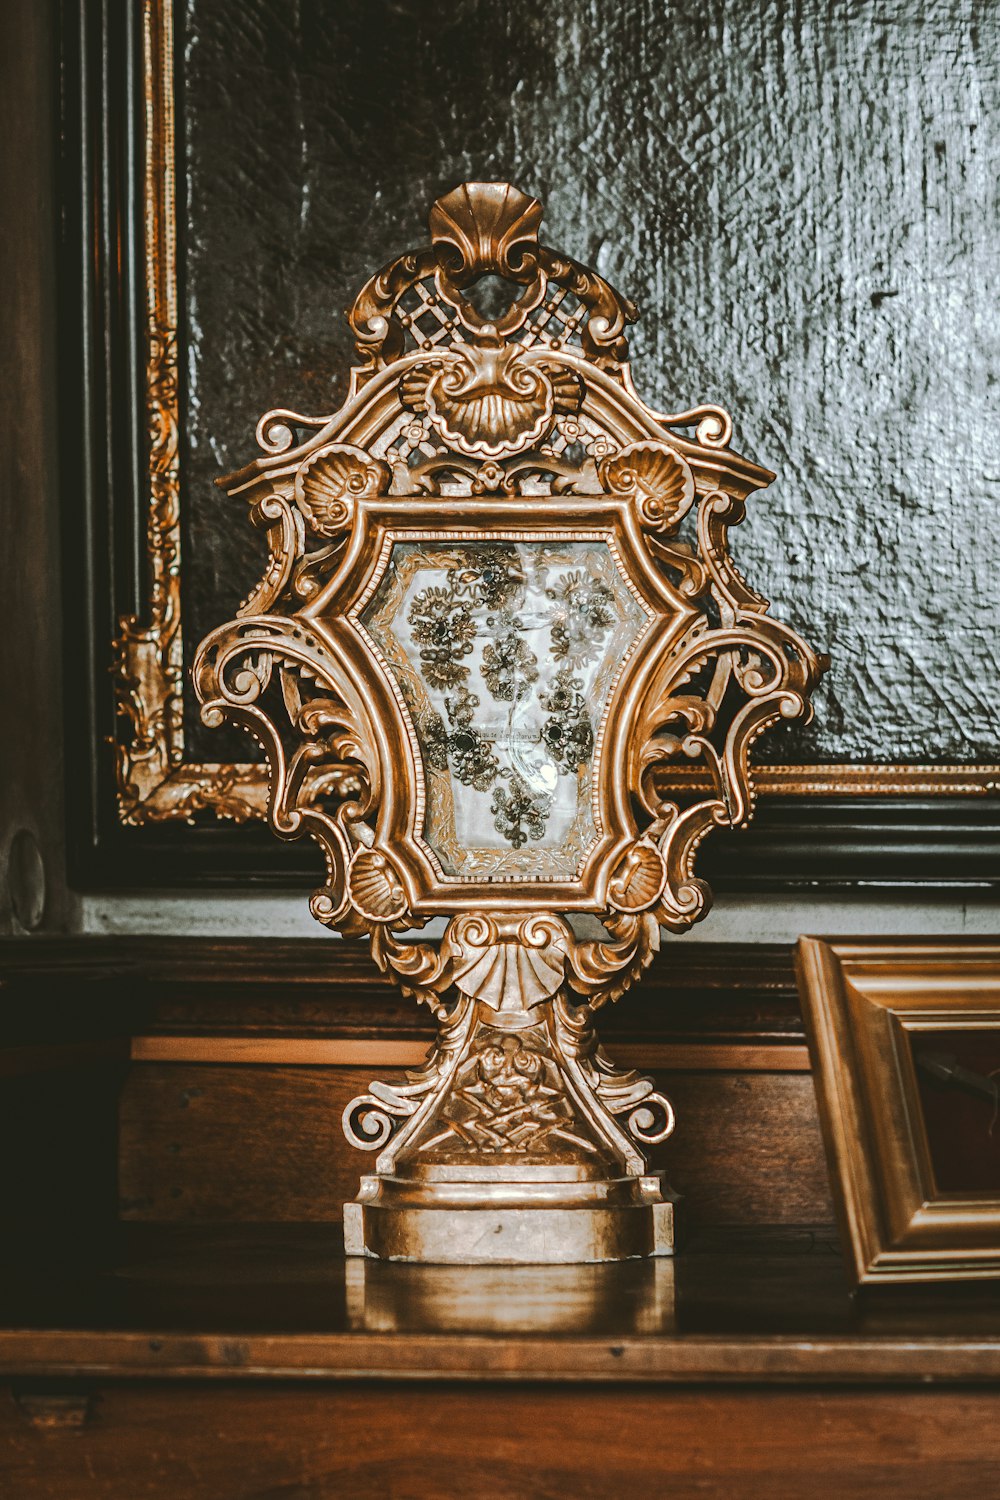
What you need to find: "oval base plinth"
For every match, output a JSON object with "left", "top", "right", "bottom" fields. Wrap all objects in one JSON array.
[{"left": 343, "top": 1173, "right": 676, "bottom": 1264}]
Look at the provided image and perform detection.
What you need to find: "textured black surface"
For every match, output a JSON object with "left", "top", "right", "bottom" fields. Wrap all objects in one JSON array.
[{"left": 180, "top": 0, "right": 1000, "bottom": 768}]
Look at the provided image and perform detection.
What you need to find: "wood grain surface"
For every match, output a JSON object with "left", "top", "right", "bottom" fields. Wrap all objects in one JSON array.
[
  {"left": 0, "top": 937, "right": 802, "bottom": 1045},
  {"left": 4, "top": 1383, "right": 1000, "bottom": 1499},
  {"left": 117, "top": 1063, "right": 832, "bottom": 1225},
  {"left": 0, "top": 937, "right": 830, "bottom": 1228}
]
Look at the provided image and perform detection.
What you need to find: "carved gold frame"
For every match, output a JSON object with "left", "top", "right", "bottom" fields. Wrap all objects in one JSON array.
[
  {"left": 115, "top": 0, "right": 1000, "bottom": 829},
  {"left": 797, "top": 938, "right": 1000, "bottom": 1284},
  {"left": 326, "top": 501, "right": 689, "bottom": 916}
]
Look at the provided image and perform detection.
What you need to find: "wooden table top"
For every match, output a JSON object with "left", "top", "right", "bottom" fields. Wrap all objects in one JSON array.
[{"left": 2, "top": 1223, "right": 999, "bottom": 1385}]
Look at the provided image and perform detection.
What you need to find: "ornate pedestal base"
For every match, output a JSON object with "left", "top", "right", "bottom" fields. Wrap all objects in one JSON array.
[{"left": 342, "top": 924, "right": 677, "bottom": 1264}]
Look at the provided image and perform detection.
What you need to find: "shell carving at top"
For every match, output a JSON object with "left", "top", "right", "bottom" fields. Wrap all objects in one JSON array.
[
  {"left": 346, "top": 181, "right": 638, "bottom": 371},
  {"left": 428, "top": 181, "right": 543, "bottom": 284},
  {"left": 401, "top": 339, "right": 583, "bottom": 459}
]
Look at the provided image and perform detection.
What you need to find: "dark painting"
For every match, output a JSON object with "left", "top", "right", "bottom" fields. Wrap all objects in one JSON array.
[
  {"left": 178, "top": 0, "right": 1000, "bottom": 768},
  {"left": 912, "top": 1028, "right": 1000, "bottom": 1195}
]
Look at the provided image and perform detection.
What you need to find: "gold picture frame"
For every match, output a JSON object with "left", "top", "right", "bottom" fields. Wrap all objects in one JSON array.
[
  {"left": 797, "top": 937, "right": 1000, "bottom": 1284},
  {"left": 112, "top": 0, "right": 1000, "bottom": 829}
]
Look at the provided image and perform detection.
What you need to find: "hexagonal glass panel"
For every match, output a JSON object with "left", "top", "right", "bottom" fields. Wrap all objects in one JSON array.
[{"left": 358, "top": 537, "right": 651, "bottom": 881}]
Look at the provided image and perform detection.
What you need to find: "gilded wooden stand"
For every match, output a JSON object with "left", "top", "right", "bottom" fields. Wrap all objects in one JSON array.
[
  {"left": 342, "top": 914, "right": 676, "bottom": 1263},
  {"left": 195, "top": 182, "right": 823, "bottom": 1262}
]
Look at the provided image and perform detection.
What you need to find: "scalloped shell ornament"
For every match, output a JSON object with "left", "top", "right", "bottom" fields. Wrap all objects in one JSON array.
[
  {"left": 347, "top": 848, "right": 408, "bottom": 923},
  {"left": 294, "top": 445, "right": 391, "bottom": 537},
  {"left": 451, "top": 937, "right": 566, "bottom": 1012},
  {"left": 607, "top": 838, "right": 667, "bottom": 913},
  {"left": 401, "top": 340, "right": 581, "bottom": 460},
  {"left": 429, "top": 181, "right": 543, "bottom": 281},
  {"left": 600, "top": 442, "right": 696, "bottom": 531}
]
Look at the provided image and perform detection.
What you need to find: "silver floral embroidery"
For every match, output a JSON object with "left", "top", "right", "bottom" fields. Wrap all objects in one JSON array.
[
  {"left": 491, "top": 773, "right": 551, "bottom": 849},
  {"left": 548, "top": 572, "right": 615, "bottom": 665},
  {"left": 362, "top": 538, "right": 649, "bottom": 872},
  {"left": 448, "top": 725, "right": 501, "bottom": 791},
  {"left": 540, "top": 667, "right": 594, "bottom": 773},
  {"left": 482, "top": 630, "right": 539, "bottom": 704},
  {"left": 409, "top": 586, "right": 476, "bottom": 688},
  {"left": 402, "top": 554, "right": 623, "bottom": 846}
]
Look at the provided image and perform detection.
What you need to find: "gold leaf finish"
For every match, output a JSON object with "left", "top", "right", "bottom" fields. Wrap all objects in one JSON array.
[
  {"left": 401, "top": 341, "right": 583, "bottom": 459},
  {"left": 113, "top": 0, "right": 182, "bottom": 820},
  {"left": 602, "top": 442, "right": 697, "bottom": 531},
  {"left": 446, "top": 913, "right": 568, "bottom": 1013},
  {"left": 428, "top": 181, "right": 543, "bottom": 280},
  {"left": 608, "top": 839, "right": 667, "bottom": 913},
  {"left": 348, "top": 848, "right": 408, "bottom": 923}
]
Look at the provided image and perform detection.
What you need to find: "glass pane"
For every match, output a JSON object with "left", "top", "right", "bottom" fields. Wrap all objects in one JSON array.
[{"left": 359, "top": 539, "right": 651, "bottom": 880}]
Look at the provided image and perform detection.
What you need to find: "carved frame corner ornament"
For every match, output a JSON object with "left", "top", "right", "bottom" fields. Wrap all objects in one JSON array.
[
  {"left": 192, "top": 177, "right": 825, "bottom": 1262},
  {"left": 113, "top": 0, "right": 1000, "bottom": 834},
  {"left": 113, "top": 0, "right": 268, "bottom": 827}
]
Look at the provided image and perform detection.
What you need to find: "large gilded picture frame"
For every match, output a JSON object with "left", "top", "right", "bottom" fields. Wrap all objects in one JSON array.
[{"left": 61, "top": 0, "right": 1000, "bottom": 886}]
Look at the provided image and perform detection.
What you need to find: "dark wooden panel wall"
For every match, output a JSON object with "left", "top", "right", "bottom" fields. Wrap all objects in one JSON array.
[
  {"left": 118, "top": 1063, "right": 831, "bottom": 1226},
  {"left": 0, "top": 938, "right": 834, "bottom": 1232},
  {"left": 0, "top": 0, "right": 70, "bottom": 934}
]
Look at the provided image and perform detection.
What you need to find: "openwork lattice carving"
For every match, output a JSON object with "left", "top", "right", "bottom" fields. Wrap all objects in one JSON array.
[{"left": 194, "top": 182, "right": 824, "bottom": 1263}]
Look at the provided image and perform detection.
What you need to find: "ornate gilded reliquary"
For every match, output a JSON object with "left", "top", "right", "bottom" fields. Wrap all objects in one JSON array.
[{"left": 195, "top": 182, "right": 823, "bottom": 1262}]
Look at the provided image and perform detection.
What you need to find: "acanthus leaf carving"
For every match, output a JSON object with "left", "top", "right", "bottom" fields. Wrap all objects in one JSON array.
[
  {"left": 560, "top": 912, "right": 661, "bottom": 1012},
  {"left": 586, "top": 1048, "right": 676, "bottom": 1146},
  {"left": 236, "top": 490, "right": 304, "bottom": 618},
  {"left": 194, "top": 612, "right": 382, "bottom": 942}
]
